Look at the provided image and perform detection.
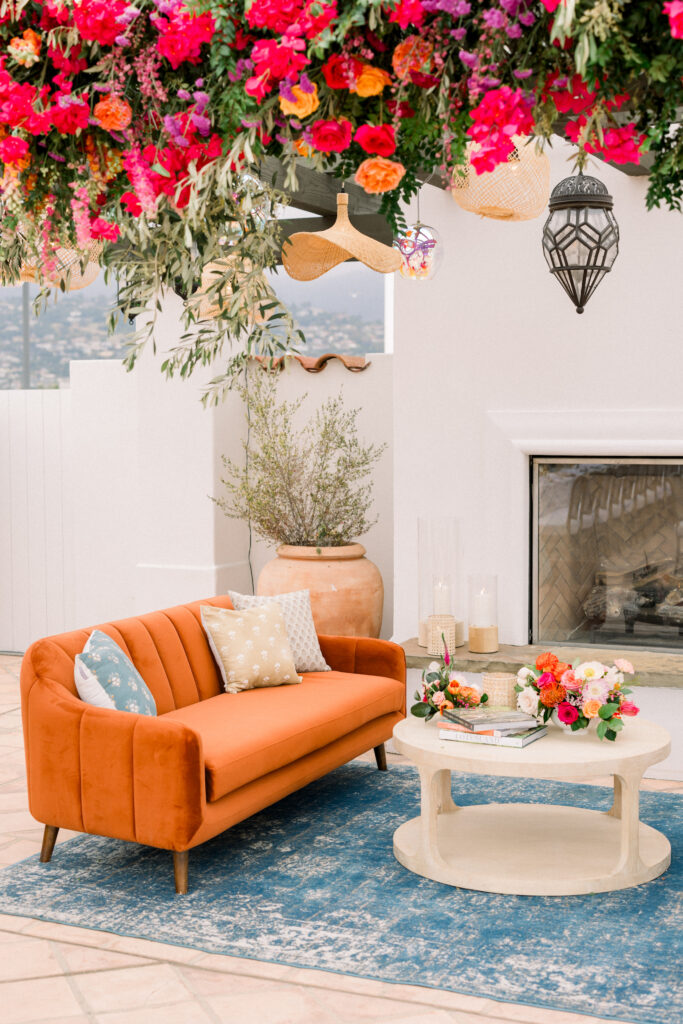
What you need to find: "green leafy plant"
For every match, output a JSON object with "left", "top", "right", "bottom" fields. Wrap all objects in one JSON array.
[{"left": 215, "top": 371, "right": 387, "bottom": 547}]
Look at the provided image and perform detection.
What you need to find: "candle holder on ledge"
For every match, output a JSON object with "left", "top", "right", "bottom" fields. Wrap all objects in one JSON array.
[
  {"left": 417, "top": 517, "right": 464, "bottom": 647},
  {"left": 468, "top": 574, "right": 499, "bottom": 653}
]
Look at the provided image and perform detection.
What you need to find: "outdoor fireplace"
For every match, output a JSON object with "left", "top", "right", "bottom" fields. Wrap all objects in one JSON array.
[{"left": 531, "top": 457, "right": 683, "bottom": 650}]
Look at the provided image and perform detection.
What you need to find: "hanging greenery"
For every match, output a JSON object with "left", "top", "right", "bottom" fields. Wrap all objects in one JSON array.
[{"left": 0, "top": 1, "right": 681, "bottom": 398}]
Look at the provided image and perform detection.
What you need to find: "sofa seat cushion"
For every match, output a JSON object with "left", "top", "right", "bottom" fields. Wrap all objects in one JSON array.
[{"left": 163, "top": 671, "right": 404, "bottom": 802}]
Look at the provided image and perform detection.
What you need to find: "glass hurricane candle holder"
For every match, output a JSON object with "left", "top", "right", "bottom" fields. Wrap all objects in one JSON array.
[
  {"left": 417, "top": 517, "right": 462, "bottom": 646},
  {"left": 468, "top": 574, "right": 499, "bottom": 653}
]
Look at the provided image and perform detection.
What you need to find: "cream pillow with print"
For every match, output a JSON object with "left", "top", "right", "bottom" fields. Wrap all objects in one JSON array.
[{"left": 201, "top": 603, "right": 302, "bottom": 694}]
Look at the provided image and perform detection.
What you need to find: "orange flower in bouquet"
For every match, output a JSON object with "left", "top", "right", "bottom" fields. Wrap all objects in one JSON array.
[
  {"left": 352, "top": 65, "right": 392, "bottom": 97},
  {"left": 392, "top": 36, "right": 433, "bottom": 80},
  {"left": 279, "top": 84, "right": 319, "bottom": 118},
  {"left": 355, "top": 157, "right": 406, "bottom": 194},
  {"left": 94, "top": 95, "right": 133, "bottom": 132}
]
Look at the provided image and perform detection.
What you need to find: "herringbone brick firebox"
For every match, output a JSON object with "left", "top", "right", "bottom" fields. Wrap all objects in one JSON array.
[{"left": 531, "top": 458, "right": 683, "bottom": 650}]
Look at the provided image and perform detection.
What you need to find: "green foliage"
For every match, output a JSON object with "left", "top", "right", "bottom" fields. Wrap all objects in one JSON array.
[{"left": 215, "top": 371, "right": 387, "bottom": 546}]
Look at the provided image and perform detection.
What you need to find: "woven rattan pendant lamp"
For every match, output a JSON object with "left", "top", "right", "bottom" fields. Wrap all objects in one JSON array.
[
  {"left": 282, "top": 191, "right": 401, "bottom": 280},
  {"left": 451, "top": 136, "right": 550, "bottom": 222},
  {"left": 19, "top": 239, "right": 102, "bottom": 290}
]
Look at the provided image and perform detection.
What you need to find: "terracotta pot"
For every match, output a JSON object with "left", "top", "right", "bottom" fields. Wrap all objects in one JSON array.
[{"left": 256, "top": 543, "right": 384, "bottom": 638}]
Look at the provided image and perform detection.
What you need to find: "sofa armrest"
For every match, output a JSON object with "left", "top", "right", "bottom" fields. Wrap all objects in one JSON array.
[
  {"left": 22, "top": 669, "right": 205, "bottom": 851},
  {"left": 317, "top": 635, "right": 406, "bottom": 691}
]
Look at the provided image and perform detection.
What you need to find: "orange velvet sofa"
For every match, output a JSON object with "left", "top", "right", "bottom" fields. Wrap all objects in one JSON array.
[{"left": 20, "top": 594, "right": 406, "bottom": 893}]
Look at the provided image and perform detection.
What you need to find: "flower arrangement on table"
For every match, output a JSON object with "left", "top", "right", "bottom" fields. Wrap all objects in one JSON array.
[
  {"left": 0, "top": 2, "right": 680, "bottom": 397},
  {"left": 515, "top": 652, "right": 640, "bottom": 742},
  {"left": 411, "top": 638, "right": 488, "bottom": 722}
]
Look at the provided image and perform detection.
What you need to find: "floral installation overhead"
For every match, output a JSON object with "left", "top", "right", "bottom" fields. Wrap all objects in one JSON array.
[
  {"left": 0, "top": 1, "right": 681, "bottom": 396},
  {"left": 515, "top": 650, "right": 640, "bottom": 741},
  {"left": 411, "top": 637, "right": 488, "bottom": 721}
]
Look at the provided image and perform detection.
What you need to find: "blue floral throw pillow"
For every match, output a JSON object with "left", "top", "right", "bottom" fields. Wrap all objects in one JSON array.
[{"left": 74, "top": 630, "right": 156, "bottom": 716}]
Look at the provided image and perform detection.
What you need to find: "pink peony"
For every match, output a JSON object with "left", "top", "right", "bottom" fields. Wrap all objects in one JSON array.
[
  {"left": 664, "top": 1, "right": 683, "bottom": 38},
  {"left": 537, "top": 671, "right": 555, "bottom": 688},
  {"left": 620, "top": 701, "right": 640, "bottom": 717},
  {"left": 557, "top": 701, "right": 579, "bottom": 724},
  {"left": 614, "top": 658, "right": 635, "bottom": 674}
]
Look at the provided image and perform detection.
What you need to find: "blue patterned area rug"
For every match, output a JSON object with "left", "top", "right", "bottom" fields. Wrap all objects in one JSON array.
[{"left": 0, "top": 764, "right": 681, "bottom": 1024}]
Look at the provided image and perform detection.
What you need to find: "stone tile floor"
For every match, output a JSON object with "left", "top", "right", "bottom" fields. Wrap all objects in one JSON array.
[{"left": 1, "top": 654, "right": 680, "bottom": 1024}]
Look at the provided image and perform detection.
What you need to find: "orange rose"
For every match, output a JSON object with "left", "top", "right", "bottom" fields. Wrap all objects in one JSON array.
[
  {"left": 392, "top": 37, "right": 433, "bottom": 80},
  {"left": 352, "top": 65, "right": 392, "bottom": 97},
  {"left": 582, "top": 699, "right": 601, "bottom": 719},
  {"left": 355, "top": 156, "right": 406, "bottom": 194},
  {"left": 458, "top": 686, "right": 482, "bottom": 706},
  {"left": 553, "top": 661, "right": 571, "bottom": 681},
  {"left": 279, "top": 84, "right": 319, "bottom": 119},
  {"left": 447, "top": 680, "right": 460, "bottom": 694},
  {"left": 536, "top": 651, "right": 558, "bottom": 674},
  {"left": 94, "top": 95, "right": 133, "bottom": 132},
  {"left": 540, "top": 683, "right": 567, "bottom": 708}
]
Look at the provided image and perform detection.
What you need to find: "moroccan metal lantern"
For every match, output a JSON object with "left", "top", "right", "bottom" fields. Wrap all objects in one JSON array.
[{"left": 542, "top": 172, "right": 619, "bottom": 313}]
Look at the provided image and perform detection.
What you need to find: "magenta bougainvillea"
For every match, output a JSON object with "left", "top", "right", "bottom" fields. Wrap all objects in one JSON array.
[{"left": 0, "top": 1, "right": 680, "bottom": 389}]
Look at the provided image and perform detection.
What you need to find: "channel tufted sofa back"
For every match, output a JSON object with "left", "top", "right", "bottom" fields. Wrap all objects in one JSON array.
[{"left": 23, "top": 594, "right": 235, "bottom": 715}]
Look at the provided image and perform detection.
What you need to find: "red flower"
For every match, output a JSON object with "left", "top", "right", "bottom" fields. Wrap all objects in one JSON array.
[
  {"left": 540, "top": 0, "right": 562, "bottom": 10},
  {"left": 0, "top": 135, "right": 29, "bottom": 165},
  {"left": 355, "top": 123, "right": 396, "bottom": 157},
  {"left": 90, "top": 217, "right": 120, "bottom": 242},
  {"left": 120, "top": 191, "right": 142, "bottom": 216},
  {"left": 322, "top": 53, "right": 363, "bottom": 89},
  {"left": 153, "top": 4, "right": 215, "bottom": 70},
  {"left": 388, "top": 0, "right": 425, "bottom": 29},
  {"left": 309, "top": 118, "right": 353, "bottom": 153},
  {"left": 386, "top": 99, "right": 415, "bottom": 118},
  {"left": 50, "top": 94, "right": 90, "bottom": 135},
  {"left": 409, "top": 70, "right": 439, "bottom": 88},
  {"left": 73, "top": 0, "right": 129, "bottom": 46}
]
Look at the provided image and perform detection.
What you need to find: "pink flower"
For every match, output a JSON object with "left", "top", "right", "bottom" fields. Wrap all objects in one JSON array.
[
  {"left": 561, "top": 669, "right": 581, "bottom": 690},
  {"left": 90, "top": 217, "right": 120, "bottom": 242},
  {"left": 664, "top": 1, "right": 683, "bottom": 38},
  {"left": 614, "top": 658, "right": 635, "bottom": 675},
  {"left": 389, "top": 0, "right": 425, "bottom": 29},
  {"left": 537, "top": 671, "right": 555, "bottom": 688},
  {"left": 539, "top": 0, "right": 562, "bottom": 10},
  {"left": 432, "top": 690, "right": 445, "bottom": 706},
  {"left": 620, "top": 701, "right": 640, "bottom": 717},
  {"left": 467, "top": 86, "right": 535, "bottom": 174},
  {"left": 557, "top": 701, "right": 579, "bottom": 724},
  {"left": 443, "top": 638, "right": 450, "bottom": 666},
  {"left": 309, "top": 118, "right": 352, "bottom": 152}
]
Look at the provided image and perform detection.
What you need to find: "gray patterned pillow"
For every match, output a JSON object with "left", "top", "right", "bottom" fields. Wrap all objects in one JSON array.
[{"left": 227, "top": 589, "right": 330, "bottom": 673}]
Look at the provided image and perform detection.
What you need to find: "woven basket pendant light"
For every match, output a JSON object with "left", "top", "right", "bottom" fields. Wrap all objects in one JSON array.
[
  {"left": 451, "top": 135, "right": 550, "bottom": 222},
  {"left": 282, "top": 191, "right": 401, "bottom": 281},
  {"left": 19, "top": 240, "right": 103, "bottom": 290}
]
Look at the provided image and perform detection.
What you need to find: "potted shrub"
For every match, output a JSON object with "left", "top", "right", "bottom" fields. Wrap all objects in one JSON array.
[{"left": 216, "top": 372, "right": 387, "bottom": 637}]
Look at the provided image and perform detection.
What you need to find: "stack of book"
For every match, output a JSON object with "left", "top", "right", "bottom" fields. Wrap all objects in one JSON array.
[{"left": 438, "top": 707, "right": 547, "bottom": 748}]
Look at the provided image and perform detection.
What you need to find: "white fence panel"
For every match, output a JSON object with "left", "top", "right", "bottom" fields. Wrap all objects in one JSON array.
[{"left": 0, "top": 389, "right": 73, "bottom": 653}]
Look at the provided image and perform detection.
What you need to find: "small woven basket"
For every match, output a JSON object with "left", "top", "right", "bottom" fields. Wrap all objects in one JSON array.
[
  {"left": 482, "top": 672, "right": 518, "bottom": 709},
  {"left": 428, "top": 614, "right": 457, "bottom": 657},
  {"left": 20, "top": 241, "right": 102, "bottom": 291},
  {"left": 451, "top": 136, "right": 550, "bottom": 222}
]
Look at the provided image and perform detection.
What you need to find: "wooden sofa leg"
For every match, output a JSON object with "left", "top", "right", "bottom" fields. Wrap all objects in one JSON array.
[
  {"left": 40, "top": 825, "right": 59, "bottom": 863},
  {"left": 173, "top": 851, "right": 189, "bottom": 895},
  {"left": 374, "top": 743, "right": 388, "bottom": 771}
]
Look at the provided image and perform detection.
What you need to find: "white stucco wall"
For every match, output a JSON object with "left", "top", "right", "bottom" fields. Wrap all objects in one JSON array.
[{"left": 391, "top": 139, "right": 683, "bottom": 644}]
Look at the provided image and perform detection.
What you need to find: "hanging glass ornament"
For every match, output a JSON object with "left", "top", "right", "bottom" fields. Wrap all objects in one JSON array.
[
  {"left": 541, "top": 172, "right": 619, "bottom": 314},
  {"left": 394, "top": 221, "right": 442, "bottom": 281}
]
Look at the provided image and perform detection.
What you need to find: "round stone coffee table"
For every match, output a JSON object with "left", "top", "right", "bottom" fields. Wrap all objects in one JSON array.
[{"left": 392, "top": 716, "right": 671, "bottom": 896}]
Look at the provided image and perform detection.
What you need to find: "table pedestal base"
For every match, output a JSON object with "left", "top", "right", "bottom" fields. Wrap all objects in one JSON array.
[{"left": 393, "top": 802, "right": 671, "bottom": 896}]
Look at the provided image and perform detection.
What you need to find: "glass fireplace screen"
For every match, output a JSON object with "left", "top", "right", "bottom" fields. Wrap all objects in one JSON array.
[{"left": 531, "top": 457, "right": 683, "bottom": 649}]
